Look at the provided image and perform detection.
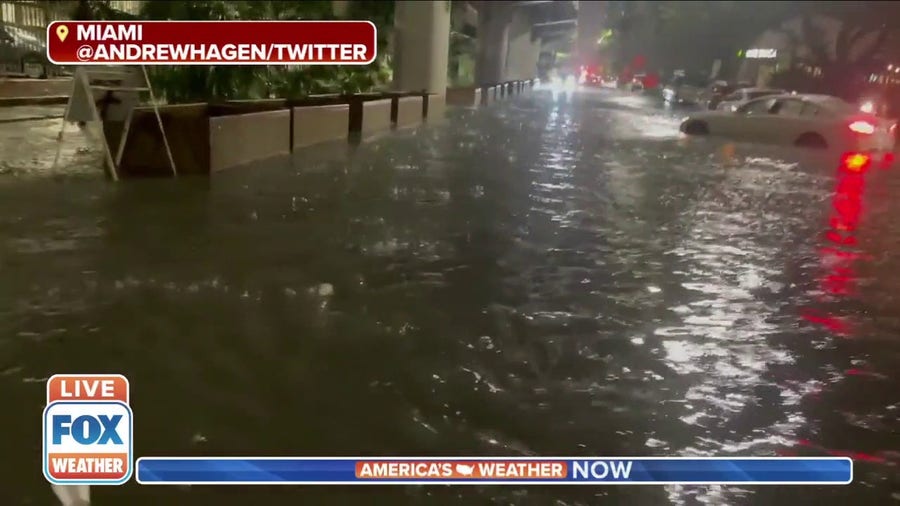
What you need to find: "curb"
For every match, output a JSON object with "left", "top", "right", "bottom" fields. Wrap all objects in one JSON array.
[{"left": 0, "top": 95, "right": 69, "bottom": 107}]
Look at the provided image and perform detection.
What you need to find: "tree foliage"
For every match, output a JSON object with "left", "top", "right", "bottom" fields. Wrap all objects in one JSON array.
[
  {"left": 765, "top": 2, "right": 900, "bottom": 97},
  {"left": 606, "top": 0, "right": 900, "bottom": 91},
  {"left": 74, "top": 1, "right": 395, "bottom": 103},
  {"left": 795, "top": 2, "right": 899, "bottom": 67},
  {"left": 607, "top": 1, "right": 803, "bottom": 76}
]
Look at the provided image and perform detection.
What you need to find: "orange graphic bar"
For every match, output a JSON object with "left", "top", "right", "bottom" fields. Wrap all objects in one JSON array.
[
  {"left": 46, "top": 453, "right": 130, "bottom": 480},
  {"left": 47, "top": 374, "right": 129, "bottom": 403}
]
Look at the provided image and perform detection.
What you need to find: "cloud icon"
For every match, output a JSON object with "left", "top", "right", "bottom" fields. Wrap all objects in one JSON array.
[{"left": 455, "top": 463, "right": 474, "bottom": 476}]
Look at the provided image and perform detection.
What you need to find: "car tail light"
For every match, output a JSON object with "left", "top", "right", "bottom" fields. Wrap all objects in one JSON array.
[
  {"left": 841, "top": 152, "right": 872, "bottom": 172},
  {"left": 849, "top": 120, "right": 875, "bottom": 134}
]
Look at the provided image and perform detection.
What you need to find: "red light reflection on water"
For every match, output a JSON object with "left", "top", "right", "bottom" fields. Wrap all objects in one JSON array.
[
  {"left": 800, "top": 158, "right": 869, "bottom": 336},
  {"left": 784, "top": 157, "right": 896, "bottom": 469},
  {"left": 799, "top": 309, "right": 850, "bottom": 334},
  {"left": 778, "top": 439, "right": 890, "bottom": 464}
]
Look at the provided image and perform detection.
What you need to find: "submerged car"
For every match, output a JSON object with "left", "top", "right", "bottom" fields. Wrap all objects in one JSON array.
[
  {"left": 680, "top": 94, "right": 897, "bottom": 153},
  {"left": 662, "top": 75, "right": 707, "bottom": 105},
  {"left": 701, "top": 81, "right": 737, "bottom": 110}
]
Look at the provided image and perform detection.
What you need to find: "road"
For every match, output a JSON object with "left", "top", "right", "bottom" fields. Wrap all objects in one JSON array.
[{"left": 2, "top": 87, "right": 899, "bottom": 505}]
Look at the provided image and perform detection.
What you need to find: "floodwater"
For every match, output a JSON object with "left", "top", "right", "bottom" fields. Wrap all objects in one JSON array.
[{"left": 2, "top": 88, "right": 899, "bottom": 505}]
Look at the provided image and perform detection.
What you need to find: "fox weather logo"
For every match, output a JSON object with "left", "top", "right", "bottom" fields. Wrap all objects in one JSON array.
[{"left": 42, "top": 374, "right": 133, "bottom": 485}]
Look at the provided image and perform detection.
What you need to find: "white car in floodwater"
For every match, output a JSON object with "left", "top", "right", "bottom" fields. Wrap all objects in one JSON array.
[{"left": 680, "top": 94, "right": 897, "bottom": 153}]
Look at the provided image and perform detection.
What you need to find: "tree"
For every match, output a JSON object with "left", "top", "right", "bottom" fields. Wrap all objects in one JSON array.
[
  {"left": 605, "top": 1, "right": 804, "bottom": 78},
  {"left": 783, "top": 2, "right": 900, "bottom": 96}
]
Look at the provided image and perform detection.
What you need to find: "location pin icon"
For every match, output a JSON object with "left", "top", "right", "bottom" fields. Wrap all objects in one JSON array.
[{"left": 56, "top": 25, "right": 68, "bottom": 42}]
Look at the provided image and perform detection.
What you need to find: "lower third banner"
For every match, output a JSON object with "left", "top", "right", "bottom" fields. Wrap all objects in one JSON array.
[{"left": 135, "top": 457, "right": 852, "bottom": 485}]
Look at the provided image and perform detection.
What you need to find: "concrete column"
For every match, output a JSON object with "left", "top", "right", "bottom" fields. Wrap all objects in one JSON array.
[
  {"left": 392, "top": 1, "right": 452, "bottom": 94},
  {"left": 504, "top": 9, "right": 541, "bottom": 80},
  {"left": 576, "top": 0, "right": 606, "bottom": 65},
  {"left": 475, "top": 1, "right": 513, "bottom": 85}
]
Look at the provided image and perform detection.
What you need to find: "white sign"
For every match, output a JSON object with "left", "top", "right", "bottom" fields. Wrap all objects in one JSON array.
[
  {"left": 65, "top": 66, "right": 143, "bottom": 124},
  {"left": 746, "top": 49, "right": 777, "bottom": 59}
]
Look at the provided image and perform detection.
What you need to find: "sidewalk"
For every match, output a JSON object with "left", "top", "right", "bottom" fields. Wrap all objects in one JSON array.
[{"left": 0, "top": 112, "right": 102, "bottom": 177}]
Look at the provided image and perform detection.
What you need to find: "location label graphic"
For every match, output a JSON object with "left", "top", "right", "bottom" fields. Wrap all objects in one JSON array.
[
  {"left": 43, "top": 374, "right": 133, "bottom": 485},
  {"left": 56, "top": 24, "right": 69, "bottom": 42}
]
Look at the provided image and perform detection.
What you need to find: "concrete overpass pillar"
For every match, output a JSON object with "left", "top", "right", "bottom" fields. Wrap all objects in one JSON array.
[
  {"left": 475, "top": 1, "right": 514, "bottom": 85},
  {"left": 392, "top": 1, "right": 452, "bottom": 94},
  {"left": 504, "top": 9, "right": 541, "bottom": 80}
]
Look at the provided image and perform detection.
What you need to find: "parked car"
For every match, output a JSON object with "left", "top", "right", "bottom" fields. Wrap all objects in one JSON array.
[
  {"left": 679, "top": 94, "right": 896, "bottom": 154},
  {"left": 624, "top": 72, "right": 659, "bottom": 92},
  {"left": 702, "top": 81, "right": 737, "bottom": 110},
  {"left": 628, "top": 74, "right": 645, "bottom": 92},
  {"left": 715, "top": 87, "right": 786, "bottom": 112},
  {"left": 580, "top": 65, "right": 604, "bottom": 87},
  {"left": 662, "top": 74, "right": 707, "bottom": 104}
]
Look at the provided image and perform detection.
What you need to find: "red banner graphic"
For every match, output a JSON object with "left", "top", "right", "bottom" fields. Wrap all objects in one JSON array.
[{"left": 46, "top": 21, "right": 377, "bottom": 65}]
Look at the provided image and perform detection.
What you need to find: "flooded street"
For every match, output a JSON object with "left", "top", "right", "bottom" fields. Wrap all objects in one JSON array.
[{"left": 3, "top": 88, "right": 900, "bottom": 505}]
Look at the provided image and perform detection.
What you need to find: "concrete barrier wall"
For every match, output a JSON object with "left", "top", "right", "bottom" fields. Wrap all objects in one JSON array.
[
  {"left": 118, "top": 103, "right": 211, "bottom": 177},
  {"left": 446, "top": 87, "right": 479, "bottom": 107},
  {"left": 394, "top": 96, "right": 424, "bottom": 128},
  {"left": 115, "top": 89, "right": 468, "bottom": 178},
  {"left": 426, "top": 93, "right": 446, "bottom": 120},
  {"left": 360, "top": 98, "right": 393, "bottom": 135},
  {"left": 482, "top": 86, "right": 495, "bottom": 105},
  {"left": 209, "top": 109, "right": 291, "bottom": 171},
  {"left": 293, "top": 104, "right": 350, "bottom": 149}
]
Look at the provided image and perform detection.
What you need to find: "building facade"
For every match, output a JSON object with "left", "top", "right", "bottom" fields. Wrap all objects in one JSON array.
[
  {"left": 1, "top": 1, "right": 143, "bottom": 75},
  {"left": 1, "top": 1, "right": 51, "bottom": 53}
]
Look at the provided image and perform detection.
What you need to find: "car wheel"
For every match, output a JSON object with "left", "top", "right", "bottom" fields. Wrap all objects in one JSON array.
[
  {"left": 681, "top": 120, "right": 709, "bottom": 136},
  {"left": 794, "top": 132, "right": 828, "bottom": 149}
]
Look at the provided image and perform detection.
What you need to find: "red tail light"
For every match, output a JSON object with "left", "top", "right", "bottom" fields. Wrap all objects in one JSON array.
[
  {"left": 841, "top": 152, "right": 871, "bottom": 172},
  {"left": 849, "top": 120, "right": 875, "bottom": 134}
]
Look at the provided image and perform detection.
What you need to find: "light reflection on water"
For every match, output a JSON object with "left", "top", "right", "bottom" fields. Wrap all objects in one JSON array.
[{"left": 1, "top": 89, "right": 899, "bottom": 505}]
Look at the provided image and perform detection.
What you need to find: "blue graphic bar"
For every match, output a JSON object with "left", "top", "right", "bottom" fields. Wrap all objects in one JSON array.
[{"left": 136, "top": 457, "right": 853, "bottom": 485}]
